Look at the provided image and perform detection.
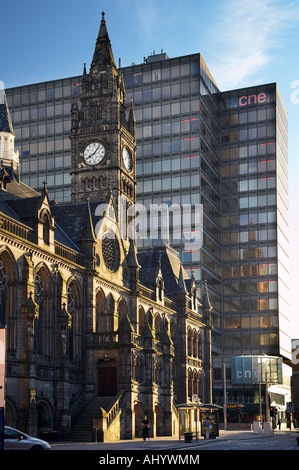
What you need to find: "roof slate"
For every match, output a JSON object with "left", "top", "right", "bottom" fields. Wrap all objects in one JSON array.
[
  {"left": 138, "top": 245, "right": 189, "bottom": 295},
  {"left": 51, "top": 200, "right": 106, "bottom": 247},
  {"left": 0, "top": 181, "right": 195, "bottom": 300}
]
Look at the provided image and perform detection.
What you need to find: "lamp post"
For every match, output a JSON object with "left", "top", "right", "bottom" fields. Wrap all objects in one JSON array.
[
  {"left": 265, "top": 370, "right": 270, "bottom": 423},
  {"left": 222, "top": 362, "right": 227, "bottom": 430},
  {"left": 259, "top": 363, "right": 262, "bottom": 425}
]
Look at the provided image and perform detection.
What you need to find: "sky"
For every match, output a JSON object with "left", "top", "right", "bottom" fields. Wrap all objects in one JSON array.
[{"left": 1, "top": 0, "right": 299, "bottom": 333}]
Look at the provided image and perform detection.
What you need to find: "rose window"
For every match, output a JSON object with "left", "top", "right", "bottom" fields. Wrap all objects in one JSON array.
[{"left": 102, "top": 234, "right": 119, "bottom": 271}]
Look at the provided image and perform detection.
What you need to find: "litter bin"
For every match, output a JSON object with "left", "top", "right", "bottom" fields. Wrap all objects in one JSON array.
[{"left": 184, "top": 432, "right": 193, "bottom": 442}]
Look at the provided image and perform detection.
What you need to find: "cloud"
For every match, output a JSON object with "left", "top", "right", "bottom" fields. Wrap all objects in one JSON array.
[
  {"left": 134, "top": 0, "right": 160, "bottom": 38},
  {"left": 133, "top": 0, "right": 185, "bottom": 43},
  {"left": 208, "top": 0, "right": 299, "bottom": 90}
]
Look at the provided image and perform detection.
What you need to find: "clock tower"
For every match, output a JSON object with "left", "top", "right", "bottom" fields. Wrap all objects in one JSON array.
[{"left": 70, "top": 12, "right": 137, "bottom": 228}]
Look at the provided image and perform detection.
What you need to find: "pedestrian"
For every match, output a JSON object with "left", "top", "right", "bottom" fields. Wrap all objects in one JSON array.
[
  {"left": 203, "top": 417, "right": 212, "bottom": 439},
  {"left": 278, "top": 419, "right": 281, "bottom": 430},
  {"left": 142, "top": 415, "right": 150, "bottom": 441}
]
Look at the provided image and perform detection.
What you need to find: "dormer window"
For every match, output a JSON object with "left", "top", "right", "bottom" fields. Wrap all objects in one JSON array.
[
  {"left": 43, "top": 213, "right": 50, "bottom": 245},
  {"left": 156, "top": 276, "right": 164, "bottom": 303},
  {"left": 192, "top": 291, "right": 197, "bottom": 312},
  {"left": 158, "top": 278, "right": 163, "bottom": 301}
]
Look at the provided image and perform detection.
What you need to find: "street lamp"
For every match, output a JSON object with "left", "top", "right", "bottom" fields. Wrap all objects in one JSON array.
[
  {"left": 259, "top": 363, "right": 262, "bottom": 425},
  {"left": 265, "top": 370, "right": 269, "bottom": 423},
  {"left": 222, "top": 362, "right": 227, "bottom": 430}
]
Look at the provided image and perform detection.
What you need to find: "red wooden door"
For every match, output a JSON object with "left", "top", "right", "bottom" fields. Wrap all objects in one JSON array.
[{"left": 98, "top": 365, "right": 117, "bottom": 396}]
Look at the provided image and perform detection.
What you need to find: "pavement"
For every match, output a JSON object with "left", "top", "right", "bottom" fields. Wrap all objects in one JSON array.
[{"left": 50, "top": 427, "right": 299, "bottom": 451}]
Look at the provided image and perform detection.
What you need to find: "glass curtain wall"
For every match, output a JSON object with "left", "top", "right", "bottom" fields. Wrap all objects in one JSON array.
[
  {"left": 123, "top": 54, "right": 222, "bottom": 349},
  {"left": 6, "top": 57, "right": 223, "bottom": 348},
  {"left": 275, "top": 88, "right": 290, "bottom": 359},
  {"left": 6, "top": 77, "right": 81, "bottom": 203},
  {"left": 221, "top": 84, "right": 290, "bottom": 359},
  {"left": 6, "top": 62, "right": 291, "bottom": 364}
]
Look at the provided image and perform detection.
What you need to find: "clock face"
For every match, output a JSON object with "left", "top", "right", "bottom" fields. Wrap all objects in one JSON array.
[
  {"left": 122, "top": 147, "right": 132, "bottom": 172},
  {"left": 83, "top": 142, "right": 105, "bottom": 165}
]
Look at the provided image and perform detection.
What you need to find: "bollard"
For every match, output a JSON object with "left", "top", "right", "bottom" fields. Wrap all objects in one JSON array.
[
  {"left": 184, "top": 432, "right": 193, "bottom": 442},
  {"left": 296, "top": 433, "right": 299, "bottom": 446}
]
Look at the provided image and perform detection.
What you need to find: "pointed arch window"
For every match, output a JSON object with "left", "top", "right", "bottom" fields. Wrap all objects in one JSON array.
[
  {"left": 67, "top": 284, "right": 75, "bottom": 360},
  {"left": 42, "top": 213, "right": 50, "bottom": 245},
  {"left": 154, "top": 314, "right": 162, "bottom": 341},
  {"left": 188, "top": 369, "right": 193, "bottom": 400},
  {"left": 198, "top": 331, "right": 202, "bottom": 359},
  {"left": 34, "top": 272, "right": 44, "bottom": 355},
  {"left": 117, "top": 299, "right": 127, "bottom": 327},
  {"left": 197, "top": 370, "right": 203, "bottom": 401},
  {"left": 96, "top": 290, "right": 107, "bottom": 333},
  {"left": 0, "top": 259, "right": 7, "bottom": 328},
  {"left": 192, "top": 290, "right": 197, "bottom": 311},
  {"left": 34, "top": 269, "right": 52, "bottom": 357},
  {"left": 0, "top": 253, "right": 17, "bottom": 351},
  {"left": 138, "top": 307, "right": 146, "bottom": 335},
  {"left": 187, "top": 328, "right": 192, "bottom": 356},
  {"left": 158, "top": 278, "right": 163, "bottom": 301},
  {"left": 67, "top": 281, "right": 81, "bottom": 362}
]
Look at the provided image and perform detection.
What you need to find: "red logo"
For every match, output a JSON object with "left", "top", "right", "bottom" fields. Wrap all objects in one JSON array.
[{"left": 239, "top": 92, "right": 267, "bottom": 107}]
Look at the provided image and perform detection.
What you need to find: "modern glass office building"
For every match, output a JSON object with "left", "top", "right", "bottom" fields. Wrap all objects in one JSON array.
[
  {"left": 212, "top": 83, "right": 291, "bottom": 422},
  {"left": 220, "top": 83, "right": 290, "bottom": 358},
  {"left": 5, "top": 49, "right": 291, "bottom": 422},
  {"left": 6, "top": 76, "right": 81, "bottom": 203},
  {"left": 122, "top": 52, "right": 222, "bottom": 351},
  {"left": 5, "top": 52, "right": 224, "bottom": 350}
]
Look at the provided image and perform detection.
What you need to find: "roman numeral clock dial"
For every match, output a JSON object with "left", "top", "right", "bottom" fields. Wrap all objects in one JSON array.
[
  {"left": 83, "top": 142, "right": 105, "bottom": 165},
  {"left": 122, "top": 146, "right": 132, "bottom": 172}
]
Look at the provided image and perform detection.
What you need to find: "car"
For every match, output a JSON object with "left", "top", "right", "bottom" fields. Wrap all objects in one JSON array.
[{"left": 4, "top": 426, "right": 51, "bottom": 450}]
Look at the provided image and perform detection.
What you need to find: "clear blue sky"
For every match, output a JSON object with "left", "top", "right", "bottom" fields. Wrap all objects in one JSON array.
[{"left": 1, "top": 0, "right": 299, "bottom": 333}]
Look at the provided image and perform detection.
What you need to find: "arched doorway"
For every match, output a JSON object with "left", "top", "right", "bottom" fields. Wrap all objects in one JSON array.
[
  {"left": 4, "top": 400, "right": 17, "bottom": 428},
  {"left": 0, "top": 249, "right": 18, "bottom": 351},
  {"left": 155, "top": 403, "right": 163, "bottom": 436},
  {"left": 37, "top": 401, "right": 52, "bottom": 430},
  {"left": 133, "top": 402, "right": 144, "bottom": 438},
  {"left": 98, "top": 359, "right": 117, "bottom": 397}
]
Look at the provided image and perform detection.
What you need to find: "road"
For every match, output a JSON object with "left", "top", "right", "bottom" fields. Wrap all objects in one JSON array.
[
  {"left": 48, "top": 429, "right": 299, "bottom": 451},
  {"left": 3, "top": 430, "right": 298, "bottom": 468},
  {"left": 193, "top": 433, "right": 299, "bottom": 450}
]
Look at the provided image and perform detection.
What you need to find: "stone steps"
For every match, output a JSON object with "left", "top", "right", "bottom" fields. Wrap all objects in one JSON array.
[{"left": 67, "top": 396, "right": 116, "bottom": 442}]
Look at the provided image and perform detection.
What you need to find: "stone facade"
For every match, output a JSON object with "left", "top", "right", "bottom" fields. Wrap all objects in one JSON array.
[{"left": 0, "top": 13, "right": 212, "bottom": 441}]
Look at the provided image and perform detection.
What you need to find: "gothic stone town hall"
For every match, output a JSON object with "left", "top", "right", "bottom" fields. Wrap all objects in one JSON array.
[{"left": 0, "top": 13, "right": 212, "bottom": 440}]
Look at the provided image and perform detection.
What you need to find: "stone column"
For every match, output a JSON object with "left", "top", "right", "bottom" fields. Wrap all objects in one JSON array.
[
  {"left": 21, "top": 290, "right": 39, "bottom": 435},
  {"left": 56, "top": 301, "right": 72, "bottom": 438}
]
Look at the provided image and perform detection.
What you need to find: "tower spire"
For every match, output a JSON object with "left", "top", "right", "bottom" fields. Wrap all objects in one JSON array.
[
  {"left": 98, "top": 12, "right": 109, "bottom": 40},
  {"left": 0, "top": 89, "right": 19, "bottom": 179},
  {"left": 0, "top": 90, "right": 15, "bottom": 135},
  {"left": 90, "top": 12, "right": 116, "bottom": 74}
]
